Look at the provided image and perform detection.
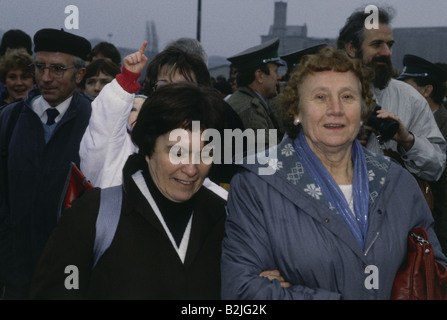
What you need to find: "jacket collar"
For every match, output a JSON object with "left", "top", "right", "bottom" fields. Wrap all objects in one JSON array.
[
  {"left": 25, "top": 87, "right": 87, "bottom": 116},
  {"left": 121, "top": 153, "right": 225, "bottom": 266},
  {"left": 236, "top": 135, "right": 392, "bottom": 257},
  {"left": 238, "top": 135, "right": 391, "bottom": 203}
]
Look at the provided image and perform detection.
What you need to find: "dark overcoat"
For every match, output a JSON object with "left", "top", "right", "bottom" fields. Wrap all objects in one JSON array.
[
  {"left": 29, "top": 155, "right": 227, "bottom": 300},
  {"left": 226, "top": 86, "right": 280, "bottom": 148},
  {"left": 0, "top": 88, "right": 92, "bottom": 298}
]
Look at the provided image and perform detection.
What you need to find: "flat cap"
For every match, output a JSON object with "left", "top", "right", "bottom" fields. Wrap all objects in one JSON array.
[
  {"left": 281, "top": 44, "right": 327, "bottom": 72},
  {"left": 34, "top": 28, "right": 91, "bottom": 61},
  {"left": 227, "top": 38, "right": 285, "bottom": 70},
  {"left": 398, "top": 54, "right": 447, "bottom": 83}
]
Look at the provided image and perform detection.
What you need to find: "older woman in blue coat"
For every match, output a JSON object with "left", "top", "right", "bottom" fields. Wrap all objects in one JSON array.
[{"left": 221, "top": 46, "right": 447, "bottom": 300}]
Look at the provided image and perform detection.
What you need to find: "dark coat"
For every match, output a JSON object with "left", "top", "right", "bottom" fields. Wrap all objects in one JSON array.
[
  {"left": 0, "top": 87, "right": 92, "bottom": 299},
  {"left": 207, "top": 100, "right": 245, "bottom": 185},
  {"left": 226, "top": 86, "right": 277, "bottom": 130},
  {"left": 29, "top": 154, "right": 227, "bottom": 300},
  {"left": 226, "top": 86, "right": 282, "bottom": 149}
]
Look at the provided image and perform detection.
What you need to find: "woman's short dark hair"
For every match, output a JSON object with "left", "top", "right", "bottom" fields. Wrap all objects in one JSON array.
[
  {"left": 79, "top": 58, "right": 120, "bottom": 88},
  {"left": 88, "top": 41, "right": 122, "bottom": 65},
  {"left": 143, "top": 47, "right": 211, "bottom": 96},
  {"left": 131, "top": 82, "right": 224, "bottom": 158}
]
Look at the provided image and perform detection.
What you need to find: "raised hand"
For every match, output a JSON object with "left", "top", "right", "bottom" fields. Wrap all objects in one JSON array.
[{"left": 123, "top": 41, "right": 149, "bottom": 74}]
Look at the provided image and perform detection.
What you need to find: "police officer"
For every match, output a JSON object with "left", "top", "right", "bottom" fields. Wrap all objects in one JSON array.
[
  {"left": 398, "top": 54, "right": 447, "bottom": 256},
  {"left": 226, "top": 38, "right": 285, "bottom": 149}
]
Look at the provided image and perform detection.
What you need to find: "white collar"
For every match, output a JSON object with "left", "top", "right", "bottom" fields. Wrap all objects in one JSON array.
[
  {"left": 131, "top": 170, "right": 192, "bottom": 263},
  {"left": 31, "top": 95, "right": 73, "bottom": 124}
]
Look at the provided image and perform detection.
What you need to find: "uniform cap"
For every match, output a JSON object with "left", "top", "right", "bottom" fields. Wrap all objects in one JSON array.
[
  {"left": 227, "top": 38, "right": 285, "bottom": 70},
  {"left": 280, "top": 44, "right": 328, "bottom": 72},
  {"left": 398, "top": 54, "right": 447, "bottom": 83}
]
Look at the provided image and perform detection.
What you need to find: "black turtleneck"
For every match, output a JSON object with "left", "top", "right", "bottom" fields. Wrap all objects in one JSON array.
[{"left": 141, "top": 165, "right": 194, "bottom": 247}]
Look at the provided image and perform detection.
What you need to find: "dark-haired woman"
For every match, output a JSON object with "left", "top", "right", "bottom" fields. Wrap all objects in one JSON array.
[{"left": 30, "top": 81, "right": 227, "bottom": 300}]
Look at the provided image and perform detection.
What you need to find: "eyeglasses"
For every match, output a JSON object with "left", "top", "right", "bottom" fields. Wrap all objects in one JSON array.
[{"left": 29, "top": 63, "right": 75, "bottom": 78}]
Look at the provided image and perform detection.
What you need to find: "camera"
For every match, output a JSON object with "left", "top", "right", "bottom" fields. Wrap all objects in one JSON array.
[{"left": 366, "top": 105, "right": 399, "bottom": 142}]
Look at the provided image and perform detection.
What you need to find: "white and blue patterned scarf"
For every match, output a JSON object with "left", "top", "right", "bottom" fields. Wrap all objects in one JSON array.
[{"left": 293, "top": 131, "right": 370, "bottom": 249}]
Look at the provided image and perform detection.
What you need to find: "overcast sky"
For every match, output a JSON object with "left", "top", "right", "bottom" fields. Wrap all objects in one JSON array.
[{"left": 1, "top": 0, "right": 446, "bottom": 58}]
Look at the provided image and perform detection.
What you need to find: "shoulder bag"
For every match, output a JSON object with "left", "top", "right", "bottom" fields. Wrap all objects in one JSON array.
[{"left": 391, "top": 227, "right": 447, "bottom": 300}]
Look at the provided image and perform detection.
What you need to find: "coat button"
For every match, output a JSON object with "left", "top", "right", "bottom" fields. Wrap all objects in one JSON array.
[{"left": 324, "top": 218, "right": 330, "bottom": 223}]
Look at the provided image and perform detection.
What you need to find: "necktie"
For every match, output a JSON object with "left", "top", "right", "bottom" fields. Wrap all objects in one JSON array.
[{"left": 46, "top": 108, "right": 59, "bottom": 125}]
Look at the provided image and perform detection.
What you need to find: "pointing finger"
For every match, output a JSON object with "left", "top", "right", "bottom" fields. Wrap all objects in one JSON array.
[{"left": 139, "top": 41, "right": 148, "bottom": 54}]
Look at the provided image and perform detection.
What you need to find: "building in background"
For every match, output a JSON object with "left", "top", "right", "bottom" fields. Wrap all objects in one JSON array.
[
  {"left": 261, "top": 1, "right": 334, "bottom": 56},
  {"left": 391, "top": 27, "right": 447, "bottom": 71},
  {"left": 261, "top": 1, "right": 447, "bottom": 73},
  {"left": 1, "top": 2, "right": 445, "bottom": 79}
]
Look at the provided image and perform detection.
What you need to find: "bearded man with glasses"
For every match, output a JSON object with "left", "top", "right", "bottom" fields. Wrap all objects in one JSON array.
[{"left": 0, "top": 28, "right": 91, "bottom": 299}]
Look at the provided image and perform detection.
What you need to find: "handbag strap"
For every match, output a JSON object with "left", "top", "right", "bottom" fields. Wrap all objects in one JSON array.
[{"left": 410, "top": 228, "right": 436, "bottom": 299}]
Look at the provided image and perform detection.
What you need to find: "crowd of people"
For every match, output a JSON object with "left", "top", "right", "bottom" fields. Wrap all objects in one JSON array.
[{"left": 1, "top": 5, "right": 447, "bottom": 300}]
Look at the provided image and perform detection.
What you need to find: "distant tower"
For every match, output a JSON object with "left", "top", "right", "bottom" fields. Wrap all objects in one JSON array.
[
  {"left": 272, "top": 1, "right": 287, "bottom": 37},
  {"left": 262, "top": 1, "right": 331, "bottom": 55},
  {"left": 150, "top": 21, "right": 159, "bottom": 53},
  {"left": 145, "top": 20, "right": 159, "bottom": 57}
]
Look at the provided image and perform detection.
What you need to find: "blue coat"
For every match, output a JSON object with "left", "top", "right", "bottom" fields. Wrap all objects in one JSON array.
[
  {"left": 0, "top": 87, "right": 91, "bottom": 298},
  {"left": 221, "top": 136, "right": 447, "bottom": 300}
]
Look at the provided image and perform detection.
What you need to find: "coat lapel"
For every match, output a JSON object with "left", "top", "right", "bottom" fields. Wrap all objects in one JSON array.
[
  {"left": 125, "top": 171, "right": 174, "bottom": 247},
  {"left": 183, "top": 188, "right": 226, "bottom": 267}
]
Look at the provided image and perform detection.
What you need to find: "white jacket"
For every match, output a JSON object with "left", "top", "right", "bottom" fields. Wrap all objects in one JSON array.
[{"left": 79, "top": 79, "right": 228, "bottom": 200}]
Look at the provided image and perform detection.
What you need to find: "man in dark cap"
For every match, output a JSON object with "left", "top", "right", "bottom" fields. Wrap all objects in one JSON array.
[
  {"left": 337, "top": 6, "right": 446, "bottom": 184},
  {"left": 226, "top": 38, "right": 285, "bottom": 149},
  {"left": 398, "top": 54, "right": 447, "bottom": 255},
  {"left": 0, "top": 28, "right": 92, "bottom": 299}
]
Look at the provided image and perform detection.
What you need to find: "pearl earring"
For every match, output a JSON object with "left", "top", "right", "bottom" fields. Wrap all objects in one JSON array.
[{"left": 293, "top": 118, "right": 300, "bottom": 126}]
